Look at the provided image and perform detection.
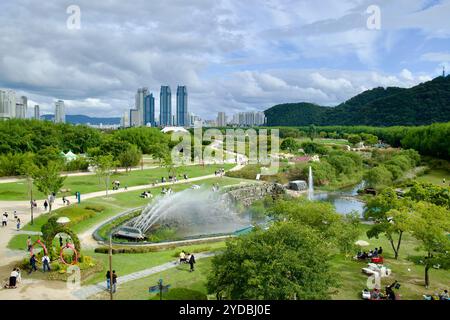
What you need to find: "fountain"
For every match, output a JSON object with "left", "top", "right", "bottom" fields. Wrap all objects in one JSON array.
[
  {"left": 308, "top": 166, "right": 314, "bottom": 200},
  {"left": 129, "top": 187, "right": 251, "bottom": 240}
]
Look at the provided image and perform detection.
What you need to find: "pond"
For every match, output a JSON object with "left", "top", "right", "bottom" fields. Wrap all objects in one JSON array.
[{"left": 309, "top": 181, "right": 366, "bottom": 217}]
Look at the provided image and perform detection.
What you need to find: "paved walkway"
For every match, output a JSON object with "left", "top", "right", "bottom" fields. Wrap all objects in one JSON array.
[{"left": 72, "top": 251, "right": 217, "bottom": 299}]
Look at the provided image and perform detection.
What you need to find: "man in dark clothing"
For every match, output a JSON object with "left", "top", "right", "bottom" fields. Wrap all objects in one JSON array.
[
  {"left": 28, "top": 254, "right": 37, "bottom": 274},
  {"left": 189, "top": 254, "right": 196, "bottom": 272},
  {"left": 378, "top": 247, "right": 383, "bottom": 255},
  {"left": 106, "top": 270, "right": 111, "bottom": 290},
  {"left": 112, "top": 270, "right": 117, "bottom": 293}
]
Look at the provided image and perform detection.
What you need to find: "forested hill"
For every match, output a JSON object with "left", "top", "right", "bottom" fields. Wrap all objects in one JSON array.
[{"left": 265, "top": 76, "right": 450, "bottom": 126}]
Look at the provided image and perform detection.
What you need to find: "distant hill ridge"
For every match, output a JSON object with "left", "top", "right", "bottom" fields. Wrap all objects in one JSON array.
[{"left": 264, "top": 76, "right": 450, "bottom": 126}]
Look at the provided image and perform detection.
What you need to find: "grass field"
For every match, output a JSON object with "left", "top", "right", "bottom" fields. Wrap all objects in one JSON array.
[
  {"left": 84, "top": 242, "right": 225, "bottom": 286},
  {"left": 7, "top": 177, "right": 246, "bottom": 250},
  {"left": 0, "top": 163, "right": 234, "bottom": 201},
  {"left": 416, "top": 168, "right": 450, "bottom": 186},
  {"left": 91, "top": 257, "right": 214, "bottom": 300},
  {"left": 294, "top": 138, "right": 350, "bottom": 146}
]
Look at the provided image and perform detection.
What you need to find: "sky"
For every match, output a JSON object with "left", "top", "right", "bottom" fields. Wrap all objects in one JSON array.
[{"left": 0, "top": 0, "right": 449, "bottom": 120}]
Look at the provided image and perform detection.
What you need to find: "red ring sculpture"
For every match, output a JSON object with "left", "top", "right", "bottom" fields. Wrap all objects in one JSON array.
[
  {"left": 30, "top": 239, "right": 48, "bottom": 256},
  {"left": 60, "top": 243, "right": 79, "bottom": 265}
]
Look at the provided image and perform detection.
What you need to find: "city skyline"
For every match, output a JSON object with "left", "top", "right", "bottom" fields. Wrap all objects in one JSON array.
[{"left": 1, "top": 1, "right": 449, "bottom": 119}]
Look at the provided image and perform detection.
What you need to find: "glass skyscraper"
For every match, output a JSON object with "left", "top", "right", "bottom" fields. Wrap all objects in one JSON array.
[
  {"left": 144, "top": 93, "right": 155, "bottom": 126},
  {"left": 176, "top": 86, "right": 188, "bottom": 127},
  {"left": 160, "top": 86, "right": 171, "bottom": 126}
]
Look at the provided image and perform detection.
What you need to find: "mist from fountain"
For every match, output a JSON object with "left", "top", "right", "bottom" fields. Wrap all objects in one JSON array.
[
  {"left": 308, "top": 166, "right": 314, "bottom": 200},
  {"left": 131, "top": 187, "right": 250, "bottom": 237}
]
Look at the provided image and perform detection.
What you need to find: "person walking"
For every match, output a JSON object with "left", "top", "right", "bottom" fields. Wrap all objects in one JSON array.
[
  {"left": 106, "top": 270, "right": 111, "bottom": 290},
  {"left": 2, "top": 214, "right": 7, "bottom": 227},
  {"left": 16, "top": 218, "right": 20, "bottom": 231},
  {"left": 26, "top": 236, "right": 32, "bottom": 252},
  {"left": 189, "top": 253, "right": 196, "bottom": 272},
  {"left": 44, "top": 200, "right": 48, "bottom": 211},
  {"left": 112, "top": 270, "right": 117, "bottom": 293},
  {"left": 28, "top": 254, "right": 38, "bottom": 275},
  {"left": 179, "top": 250, "right": 186, "bottom": 264},
  {"left": 42, "top": 254, "right": 51, "bottom": 272}
]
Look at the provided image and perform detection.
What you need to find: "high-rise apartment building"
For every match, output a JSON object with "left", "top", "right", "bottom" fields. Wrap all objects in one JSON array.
[
  {"left": 0, "top": 89, "right": 16, "bottom": 120},
  {"left": 54, "top": 100, "right": 65, "bottom": 123},
  {"left": 129, "top": 109, "right": 140, "bottom": 127},
  {"left": 176, "top": 86, "right": 188, "bottom": 127},
  {"left": 144, "top": 93, "right": 155, "bottom": 126},
  {"left": 34, "top": 105, "right": 40, "bottom": 120},
  {"left": 135, "top": 87, "right": 149, "bottom": 126},
  {"left": 217, "top": 112, "right": 227, "bottom": 127},
  {"left": 15, "top": 96, "right": 27, "bottom": 119},
  {"left": 160, "top": 86, "right": 172, "bottom": 126}
]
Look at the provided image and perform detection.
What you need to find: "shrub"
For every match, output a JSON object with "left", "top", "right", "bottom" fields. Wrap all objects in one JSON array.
[{"left": 301, "top": 142, "right": 327, "bottom": 155}]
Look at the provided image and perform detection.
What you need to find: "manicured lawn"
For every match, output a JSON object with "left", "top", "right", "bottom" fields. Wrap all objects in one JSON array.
[
  {"left": 91, "top": 257, "right": 214, "bottom": 300},
  {"left": 294, "top": 138, "right": 349, "bottom": 146},
  {"left": 330, "top": 224, "right": 450, "bottom": 300},
  {"left": 416, "top": 169, "right": 449, "bottom": 186},
  {"left": 0, "top": 163, "right": 234, "bottom": 201},
  {"left": 84, "top": 243, "right": 225, "bottom": 286}
]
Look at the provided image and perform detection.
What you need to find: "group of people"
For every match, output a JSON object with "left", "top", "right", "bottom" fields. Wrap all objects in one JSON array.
[
  {"left": 179, "top": 250, "right": 196, "bottom": 272},
  {"left": 105, "top": 270, "right": 118, "bottom": 293},
  {"left": 424, "top": 289, "right": 449, "bottom": 300},
  {"left": 214, "top": 168, "right": 225, "bottom": 177},
  {"left": 112, "top": 180, "right": 121, "bottom": 190},
  {"left": 363, "top": 282, "right": 399, "bottom": 300},
  {"left": 3, "top": 268, "right": 21, "bottom": 289},
  {"left": 161, "top": 187, "right": 173, "bottom": 195},
  {"left": 62, "top": 196, "right": 71, "bottom": 206},
  {"left": 2, "top": 211, "right": 21, "bottom": 231},
  {"left": 140, "top": 190, "right": 153, "bottom": 198},
  {"left": 362, "top": 280, "right": 400, "bottom": 300},
  {"left": 356, "top": 247, "right": 383, "bottom": 260}
]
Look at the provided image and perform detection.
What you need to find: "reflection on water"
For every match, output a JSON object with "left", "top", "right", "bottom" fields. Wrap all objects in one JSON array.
[{"left": 309, "top": 181, "right": 366, "bottom": 217}]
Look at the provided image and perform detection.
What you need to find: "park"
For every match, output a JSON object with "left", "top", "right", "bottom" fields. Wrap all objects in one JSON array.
[{"left": 0, "top": 120, "right": 449, "bottom": 300}]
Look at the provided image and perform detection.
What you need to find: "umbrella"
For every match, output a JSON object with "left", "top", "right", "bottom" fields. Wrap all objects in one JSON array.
[
  {"left": 56, "top": 217, "right": 70, "bottom": 224},
  {"left": 355, "top": 240, "right": 370, "bottom": 247}
]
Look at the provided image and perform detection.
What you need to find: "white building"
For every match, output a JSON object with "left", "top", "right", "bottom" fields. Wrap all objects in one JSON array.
[
  {"left": 34, "top": 105, "right": 40, "bottom": 120},
  {"left": 54, "top": 100, "right": 65, "bottom": 123},
  {"left": 217, "top": 112, "right": 227, "bottom": 127},
  {"left": 135, "top": 87, "right": 148, "bottom": 126},
  {"left": 129, "top": 109, "right": 140, "bottom": 127},
  {"left": 15, "top": 96, "right": 27, "bottom": 119},
  {"left": 121, "top": 111, "right": 130, "bottom": 128},
  {"left": 233, "top": 111, "right": 266, "bottom": 126},
  {"left": 0, "top": 89, "right": 16, "bottom": 119}
]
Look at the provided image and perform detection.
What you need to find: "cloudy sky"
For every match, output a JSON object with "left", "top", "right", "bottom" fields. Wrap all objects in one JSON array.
[{"left": 0, "top": 0, "right": 449, "bottom": 120}]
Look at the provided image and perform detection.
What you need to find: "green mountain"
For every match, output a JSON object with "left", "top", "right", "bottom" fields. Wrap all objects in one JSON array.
[{"left": 265, "top": 76, "right": 450, "bottom": 126}]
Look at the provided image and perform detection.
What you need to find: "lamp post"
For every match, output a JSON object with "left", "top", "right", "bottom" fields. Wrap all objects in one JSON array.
[
  {"left": 29, "top": 177, "right": 34, "bottom": 225},
  {"left": 109, "top": 233, "right": 113, "bottom": 300}
]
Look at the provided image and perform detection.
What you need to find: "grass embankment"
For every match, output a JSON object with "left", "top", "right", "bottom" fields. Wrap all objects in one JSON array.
[{"left": 0, "top": 163, "right": 234, "bottom": 201}]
